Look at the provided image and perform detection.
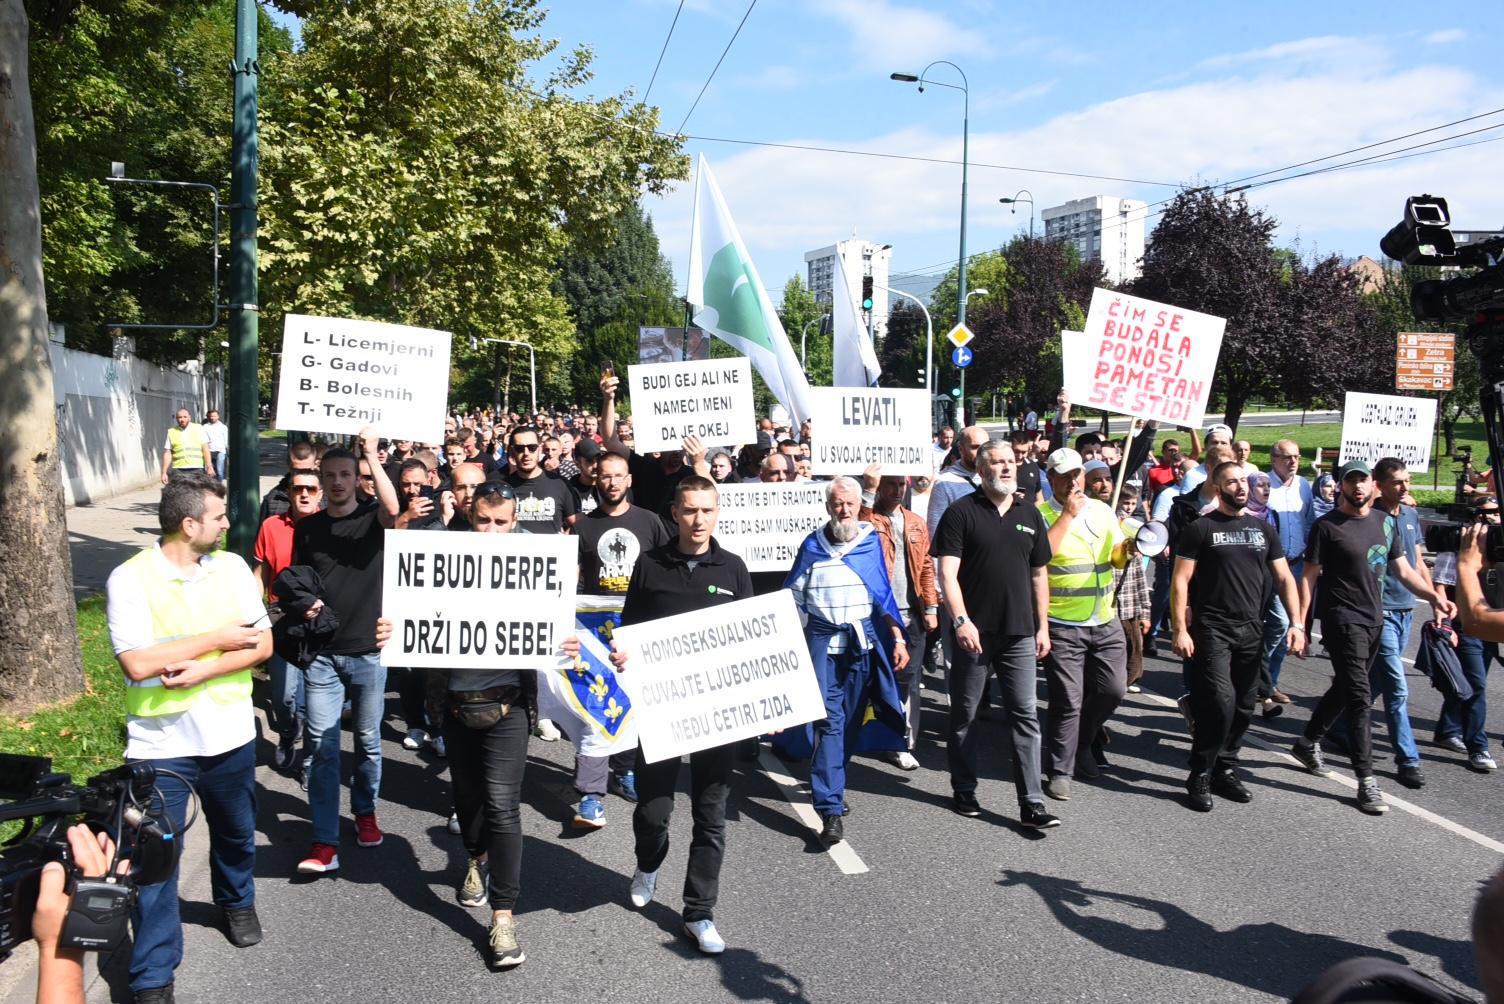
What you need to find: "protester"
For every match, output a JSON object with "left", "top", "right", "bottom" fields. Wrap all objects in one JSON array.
[
  {"left": 1291, "top": 459, "right": 1455, "bottom": 815},
  {"left": 783, "top": 477, "right": 910, "bottom": 846},
  {"left": 1265, "top": 439, "right": 1313, "bottom": 703},
  {"left": 160, "top": 408, "right": 212, "bottom": 485},
  {"left": 570, "top": 438, "right": 603, "bottom": 516},
  {"left": 203, "top": 408, "right": 228, "bottom": 482},
  {"left": 504, "top": 425, "right": 578, "bottom": 534},
  {"left": 933, "top": 440, "right": 1056, "bottom": 828},
  {"left": 611, "top": 474, "right": 754, "bottom": 955},
  {"left": 261, "top": 440, "right": 320, "bottom": 520},
  {"left": 1112, "top": 483, "right": 1152, "bottom": 694},
  {"left": 292, "top": 429, "right": 400, "bottom": 871},
  {"left": 1171, "top": 461, "right": 1304, "bottom": 812},
  {"left": 106, "top": 470, "right": 272, "bottom": 1002}
]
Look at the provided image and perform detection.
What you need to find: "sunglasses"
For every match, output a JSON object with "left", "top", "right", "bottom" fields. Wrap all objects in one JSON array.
[
  {"left": 474, "top": 482, "right": 517, "bottom": 502},
  {"left": 510, "top": 442, "right": 540, "bottom": 454},
  {"left": 290, "top": 485, "right": 321, "bottom": 494}
]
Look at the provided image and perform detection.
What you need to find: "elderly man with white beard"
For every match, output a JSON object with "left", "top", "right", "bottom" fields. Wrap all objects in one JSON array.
[{"left": 779, "top": 477, "right": 911, "bottom": 848}]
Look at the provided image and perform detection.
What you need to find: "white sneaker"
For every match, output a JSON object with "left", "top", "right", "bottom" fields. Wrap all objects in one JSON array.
[
  {"left": 1471, "top": 751, "right": 1498, "bottom": 772},
  {"left": 447, "top": 812, "right": 461, "bottom": 835},
  {"left": 402, "top": 728, "right": 427, "bottom": 751},
  {"left": 431, "top": 735, "right": 447, "bottom": 758},
  {"left": 1126, "top": 684, "right": 1141, "bottom": 694},
  {"left": 683, "top": 918, "right": 726, "bottom": 954},
  {"left": 629, "top": 868, "right": 658, "bottom": 909},
  {"left": 886, "top": 750, "right": 919, "bottom": 771},
  {"left": 534, "top": 719, "right": 561, "bottom": 742}
]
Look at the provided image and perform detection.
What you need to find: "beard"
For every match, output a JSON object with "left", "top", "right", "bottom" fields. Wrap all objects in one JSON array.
[
  {"left": 828, "top": 517, "right": 859, "bottom": 543},
  {"left": 1219, "top": 486, "right": 1246, "bottom": 511},
  {"left": 983, "top": 476, "right": 1018, "bottom": 497}
]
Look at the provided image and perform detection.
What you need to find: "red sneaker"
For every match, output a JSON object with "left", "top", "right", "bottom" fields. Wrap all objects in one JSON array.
[
  {"left": 297, "top": 843, "right": 339, "bottom": 874},
  {"left": 355, "top": 813, "right": 384, "bottom": 848}
]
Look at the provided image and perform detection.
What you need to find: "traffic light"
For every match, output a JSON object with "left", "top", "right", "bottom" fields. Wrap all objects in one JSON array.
[
  {"left": 861, "top": 275, "right": 874, "bottom": 312},
  {"left": 950, "top": 387, "right": 962, "bottom": 398}
]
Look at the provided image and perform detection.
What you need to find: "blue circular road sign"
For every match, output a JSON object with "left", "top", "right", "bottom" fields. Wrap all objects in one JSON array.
[{"left": 951, "top": 345, "right": 973, "bottom": 368}]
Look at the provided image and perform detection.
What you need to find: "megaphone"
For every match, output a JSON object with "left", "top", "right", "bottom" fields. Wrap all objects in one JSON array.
[{"left": 1134, "top": 520, "right": 1170, "bottom": 558}]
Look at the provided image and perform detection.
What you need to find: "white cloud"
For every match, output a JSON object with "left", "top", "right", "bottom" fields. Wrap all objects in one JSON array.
[
  {"left": 648, "top": 49, "right": 1501, "bottom": 297},
  {"left": 1424, "top": 28, "right": 1465, "bottom": 45},
  {"left": 819, "top": 0, "right": 989, "bottom": 72},
  {"left": 1194, "top": 35, "right": 1391, "bottom": 73}
]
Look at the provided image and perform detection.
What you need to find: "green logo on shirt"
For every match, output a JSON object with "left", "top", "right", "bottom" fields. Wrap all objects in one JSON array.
[{"left": 709, "top": 584, "right": 734, "bottom": 597}]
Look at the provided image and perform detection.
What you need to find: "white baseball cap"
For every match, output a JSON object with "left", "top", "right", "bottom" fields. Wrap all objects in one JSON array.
[
  {"left": 1206, "top": 423, "right": 1233, "bottom": 440},
  {"left": 1045, "top": 447, "right": 1085, "bottom": 475}
]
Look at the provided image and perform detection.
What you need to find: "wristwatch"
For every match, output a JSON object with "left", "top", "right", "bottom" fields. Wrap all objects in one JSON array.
[{"left": 954, "top": 615, "right": 971, "bottom": 627}]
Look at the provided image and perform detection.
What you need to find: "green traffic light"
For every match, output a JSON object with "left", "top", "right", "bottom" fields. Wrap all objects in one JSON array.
[
  {"left": 862, "top": 297, "right": 874, "bottom": 311},
  {"left": 950, "top": 388, "right": 962, "bottom": 398}
]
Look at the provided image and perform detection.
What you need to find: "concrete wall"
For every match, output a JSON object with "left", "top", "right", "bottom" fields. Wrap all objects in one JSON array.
[{"left": 50, "top": 338, "right": 224, "bottom": 506}]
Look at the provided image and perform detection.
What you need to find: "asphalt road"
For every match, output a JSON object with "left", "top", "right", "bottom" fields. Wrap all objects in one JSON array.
[{"left": 48, "top": 595, "right": 1496, "bottom": 1004}]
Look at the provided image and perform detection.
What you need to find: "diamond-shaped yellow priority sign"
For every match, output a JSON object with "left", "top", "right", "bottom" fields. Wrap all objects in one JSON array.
[{"left": 946, "top": 322, "right": 975, "bottom": 349}]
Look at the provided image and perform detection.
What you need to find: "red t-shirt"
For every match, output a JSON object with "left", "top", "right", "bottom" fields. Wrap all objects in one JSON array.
[
  {"left": 254, "top": 513, "right": 296, "bottom": 600},
  {"left": 1147, "top": 460, "right": 1177, "bottom": 498}
]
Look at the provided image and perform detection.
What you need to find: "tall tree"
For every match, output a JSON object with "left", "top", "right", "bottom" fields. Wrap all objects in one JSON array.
[
  {"left": 1, "top": 0, "right": 85, "bottom": 712},
  {"left": 1278, "top": 252, "right": 1390, "bottom": 411},
  {"left": 926, "top": 249, "right": 1011, "bottom": 335},
  {"left": 879, "top": 299, "right": 929, "bottom": 389},
  {"left": 1131, "top": 190, "right": 1284, "bottom": 431},
  {"left": 779, "top": 275, "right": 831, "bottom": 388}
]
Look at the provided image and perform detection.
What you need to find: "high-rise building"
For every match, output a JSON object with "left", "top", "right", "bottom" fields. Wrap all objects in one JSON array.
[
  {"left": 1040, "top": 196, "right": 1147, "bottom": 284},
  {"left": 803, "top": 238, "right": 892, "bottom": 339}
]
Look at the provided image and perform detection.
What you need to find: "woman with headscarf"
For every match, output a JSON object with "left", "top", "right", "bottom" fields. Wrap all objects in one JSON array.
[{"left": 1312, "top": 473, "right": 1337, "bottom": 520}]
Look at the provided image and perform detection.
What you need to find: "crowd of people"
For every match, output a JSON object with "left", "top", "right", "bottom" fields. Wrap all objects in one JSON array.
[{"left": 83, "top": 380, "right": 1499, "bottom": 1002}]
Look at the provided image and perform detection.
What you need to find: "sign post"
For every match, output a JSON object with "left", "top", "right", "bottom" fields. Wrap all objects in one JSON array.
[
  {"left": 946, "top": 322, "right": 975, "bottom": 430},
  {"left": 1395, "top": 331, "right": 1455, "bottom": 392}
]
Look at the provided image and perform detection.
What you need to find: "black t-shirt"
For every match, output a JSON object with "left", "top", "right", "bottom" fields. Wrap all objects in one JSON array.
[
  {"left": 577, "top": 504, "right": 671, "bottom": 595},
  {"left": 570, "top": 477, "right": 599, "bottom": 518},
  {"left": 626, "top": 452, "right": 690, "bottom": 517},
  {"left": 291, "top": 501, "right": 385, "bottom": 655},
  {"left": 1174, "top": 510, "right": 1285, "bottom": 626},
  {"left": 506, "top": 470, "right": 578, "bottom": 534},
  {"left": 621, "top": 539, "right": 754, "bottom": 626},
  {"left": 933, "top": 491, "right": 1052, "bottom": 636},
  {"left": 1305, "top": 509, "right": 1401, "bottom": 628},
  {"left": 1016, "top": 461, "right": 1043, "bottom": 502}
]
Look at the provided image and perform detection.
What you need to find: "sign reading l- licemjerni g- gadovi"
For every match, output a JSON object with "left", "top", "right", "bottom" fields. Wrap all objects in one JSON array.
[
  {"left": 807, "top": 386, "right": 931, "bottom": 476},
  {"left": 276, "top": 314, "right": 452, "bottom": 444},
  {"left": 1338, "top": 391, "right": 1437, "bottom": 471},
  {"left": 379, "top": 530, "right": 577, "bottom": 671},
  {"left": 625, "top": 357, "right": 755, "bottom": 454},
  {"left": 715, "top": 482, "right": 828, "bottom": 572},
  {"left": 612, "top": 590, "right": 823, "bottom": 763}
]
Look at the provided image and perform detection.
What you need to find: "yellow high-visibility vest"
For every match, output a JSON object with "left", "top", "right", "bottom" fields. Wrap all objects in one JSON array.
[
  {"left": 117, "top": 546, "right": 254, "bottom": 718},
  {"left": 1037, "top": 499, "right": 1123, "bottom": 625},
  {"left": 166, "top": 424, "right": 206, "bottom": 468}
]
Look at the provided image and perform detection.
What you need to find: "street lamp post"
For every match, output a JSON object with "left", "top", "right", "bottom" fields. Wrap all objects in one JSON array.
[
  {"left": 959, "top": 287, "right": 989, "bottom": 427},
  {"left": 800, "top": 315, "right": 829, "bottom": 370},
  {"left": 999, "top": 190, "right": 1035, "bottom": 239},
  {"left": 876, "top": 282, "right": 938, "bottom": 426},
  {"left": 471, "top": 337, "right": 537, "bottom": 414}
]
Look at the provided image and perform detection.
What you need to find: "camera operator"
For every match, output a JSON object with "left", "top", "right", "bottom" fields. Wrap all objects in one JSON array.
[
  {"left": 1456, "top": 520, "right": 1504, "bottom": 644},
  {"left": 105, "top": 470, "right": 273, "bottom": 1003},
  {"left": 30, "top": 825, "right": 117, "bottom": 1004}
]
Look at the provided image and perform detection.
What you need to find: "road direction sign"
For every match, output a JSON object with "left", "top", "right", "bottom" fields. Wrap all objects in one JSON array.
[
  {"left": 951, "top": 345, "right": 973, "bottom": 368},
  {"left": 1396, "top": 331, "right": 1455, "bottom": 391},
  {"left": 946, "top": 322, "right": 975, "bottom": 349}
]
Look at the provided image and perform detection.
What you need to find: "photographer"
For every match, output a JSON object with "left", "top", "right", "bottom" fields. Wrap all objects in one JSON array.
[
  {"left": 30, "top": 824, "right": 118, "bottom": 1004},
  {"left": 1456, "top": 519, "right": 1504, "bottom": 643}
]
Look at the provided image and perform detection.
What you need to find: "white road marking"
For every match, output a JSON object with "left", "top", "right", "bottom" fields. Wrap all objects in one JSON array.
[
  {"left": 1132, "top": 690, "right": 1504, "bottom": 856},
  {"left": 756, "top": 749, "right": 869, "bottom": 875}
]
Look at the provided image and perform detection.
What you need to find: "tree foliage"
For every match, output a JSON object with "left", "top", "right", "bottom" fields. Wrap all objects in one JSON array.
[
  {"left": 778, "top": 275, "right": 831, "bottom": 389},
  {"left": 926, "top": 249, "right": 1011, "bottom": 335},
  {"left": 879, "top": 299, "right": 928, "bottom": 389}
]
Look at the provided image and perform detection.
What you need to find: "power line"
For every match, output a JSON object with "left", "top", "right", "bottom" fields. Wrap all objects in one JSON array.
[
  {"left": 674, "top": 0, "right": 758, "bottom": 137},
  {"left": 641, "top": 0, "right": 684, "bottom": 106}
]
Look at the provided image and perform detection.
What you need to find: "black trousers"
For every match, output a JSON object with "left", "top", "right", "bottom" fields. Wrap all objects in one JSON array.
[
  {"left": 1303, "top": 619, "right": 1380, "bottom": 778},
  {"left": 1187, "top": 618, "right": 1263, "bottom": 774},
  {"left": 445, "top": 705, "right": 528, "bottom": 910},
  {"left": 632, "top": 742, "right": 735, "bottom": 923}
]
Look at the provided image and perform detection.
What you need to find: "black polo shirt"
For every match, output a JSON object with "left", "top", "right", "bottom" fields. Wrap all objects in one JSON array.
[
  {"left": 621, "top": 538, "right": 754, "bottom": 626},
  {"left": 933, "top": 490, "right": 1052, "bottom": 636}
]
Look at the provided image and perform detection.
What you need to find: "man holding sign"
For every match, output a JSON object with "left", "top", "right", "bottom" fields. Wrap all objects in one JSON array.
[{"left": 610, "top": 475, "right": 754, "bottom": 955}]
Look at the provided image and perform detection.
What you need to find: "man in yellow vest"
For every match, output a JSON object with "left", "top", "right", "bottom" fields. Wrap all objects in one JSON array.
[
  {"left": 106, "top": 469, "right": 272, "bottom": 1004},
  {"left": 161, "top": 408, "right": 212, "bottom": 485},
  {"left": 1037, "top": 447, "right": 1135, "bottom": 802}
]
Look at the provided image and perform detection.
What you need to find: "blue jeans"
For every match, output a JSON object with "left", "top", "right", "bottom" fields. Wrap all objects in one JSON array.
[
  {"left": 811, "top": 647, "right": 871, "bottom": 817},
  {"left": 1264, "top": 560, "right": 1300, "bottom": 687},
  {"left": 266, "top": 653, "right": 306, "bottom": 743},
  {"left": 1440, "top": 633, "right": 1493, "bottom": 754},
  {"left": 1148, "top": 557, "right": 1172, "bottom": 639},
  {"left": 211, "top": 451, "right": 226, "bottom": 480},
  {"left": 1371, "top": 609, "right": 1421, "bottom": 767},
  {"left": 129, "top": 740, "right": 256, "bottom": 994},
  {"left": 305, "top": 651, "right": 386, "bottom": 843}
]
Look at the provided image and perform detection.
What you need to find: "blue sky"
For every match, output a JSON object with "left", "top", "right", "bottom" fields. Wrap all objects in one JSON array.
[{"left": 275, "top": 2, "right": 1504, "bottom": 301}]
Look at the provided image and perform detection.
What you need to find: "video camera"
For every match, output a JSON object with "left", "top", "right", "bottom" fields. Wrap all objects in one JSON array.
[
  {"left": 1385, "top": 196, "right": 1504, "bottom": 561},
  {"left": 0, "top": 753, "right": 183, "bottom": 959}
]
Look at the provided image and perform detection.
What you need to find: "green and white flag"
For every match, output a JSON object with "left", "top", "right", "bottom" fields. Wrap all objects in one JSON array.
[{"left": 687, "top": 155, "right": 814, "bottom": 425}]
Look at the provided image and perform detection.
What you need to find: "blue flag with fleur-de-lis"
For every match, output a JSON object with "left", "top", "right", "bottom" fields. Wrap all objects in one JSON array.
[{"left": 536, "top": 596, "right": 634, "bottom": 743}]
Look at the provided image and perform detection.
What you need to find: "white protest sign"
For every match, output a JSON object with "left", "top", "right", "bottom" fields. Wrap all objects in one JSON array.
[
  {"left": 276, "top": 314, "right": 452, "bottom": 443},
  {"left": 380, "top": 531, "right": 577, "bottom": 670},
  {"left": 613, "top": 590, "right": 823, "bottom": 763},
  {"left": 1338, "top": 392, "right": 1437, "bottom": 471},
  {"left": 626, "top": 357, "right": 755, "bottom": 454},
  {"left": 715, "top": 482, "right": 828, "bottom": 573},
  {"left": 808, "top": 386, "right": 931, "bottom": 476},
  {"left": 1065, "top": 288, "right": 1226, "bottom": 427}
]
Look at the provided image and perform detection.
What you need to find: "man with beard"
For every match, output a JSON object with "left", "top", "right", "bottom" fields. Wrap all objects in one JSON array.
[
  {"left": 1290, "top": 460, "right": 1454, "bottom": 815},
  {"left": 782, "top": 478, "right": 910, "bottom": 846},
  {"left": 926, "top": 426, "right": 990, "bottom": 541},
  {"left": 933, "top": 441, "right": 1056, "bottom": 828},
  {"left": 570, "top": 438, "right": 602, "bottom": 517},
  {"left": 505, "top": 426, "right": 578, "bottom": 534},
  {"left": 1171, "top": 461, "right": 1305, "bottom": 812},
  {"left": 570, "top": 451, "right": 670, "bottom": 828}
]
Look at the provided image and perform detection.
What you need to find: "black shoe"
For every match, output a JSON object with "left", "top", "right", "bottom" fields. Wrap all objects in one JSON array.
[
  {"left": 1074, "top": 753, "right": 1100, "bottom": 781},
  {"left": 952, "top": 791, "right": 982, "bottom": 817},
  {"left": 841, "top": 800, "right": 851, "bottom": 816},
  {"left": 1260, "top": 698, "right": 1284, "bottom": 719},
  {"left": 818, "top": 814, "right": 844, "bottom": 846},
  {"left": 1185, "top": 773, "right": 1213, "bottom": 812},
  {"left": 135, "top": 986, "right": 176, "bottom": 1004},
  {"left": 738, "top": 737, "right": 760, "bottom": 761},
  {"left": 224, "top": 905, "right": 263, "bottom": 947},
  {"left": 1211, "top": 769, "right": 1252, "bottom": 803},
  {"left": 1396, "top": 765, "right": 1427, "bottom": 789},
  {"left": 272, "top": 734, "right": 297, "bottom": 771},
  {"left": 1019, "top": 802, "right": 1060, "bottom": 829}
]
